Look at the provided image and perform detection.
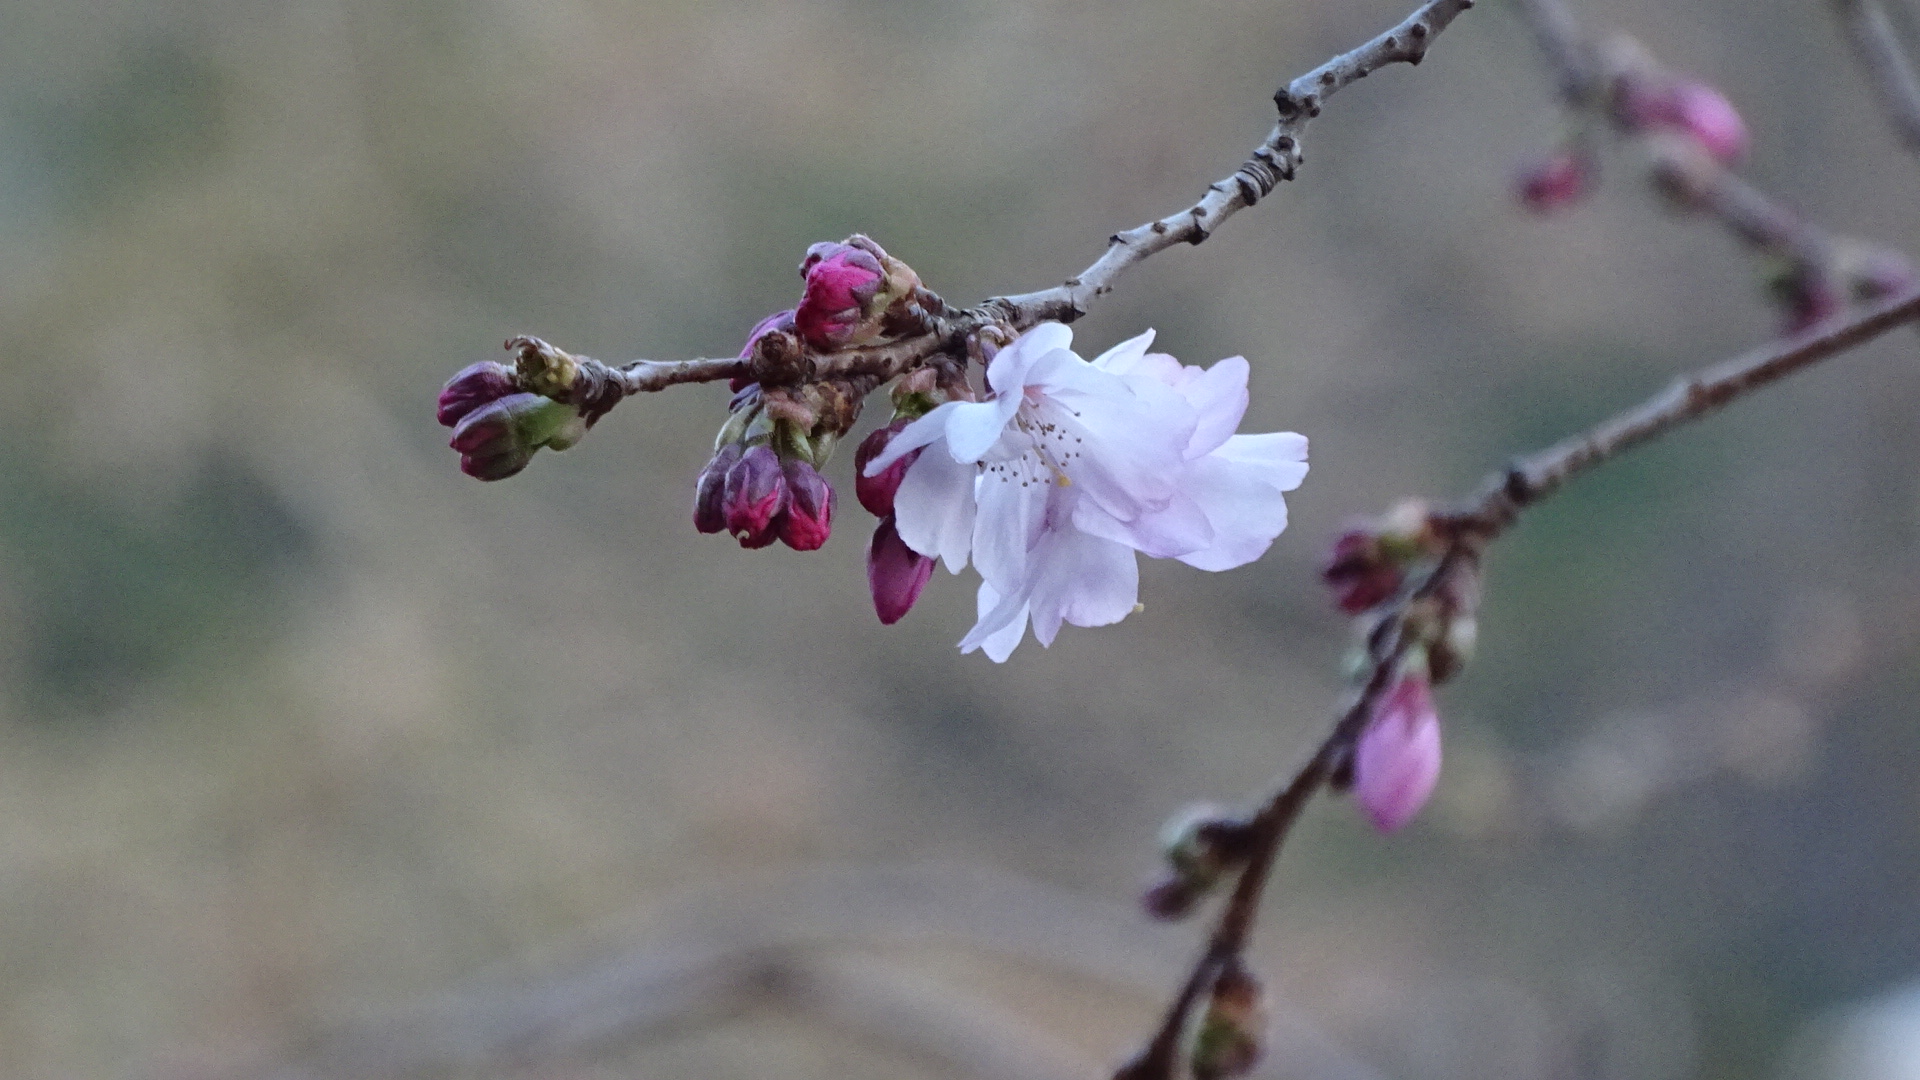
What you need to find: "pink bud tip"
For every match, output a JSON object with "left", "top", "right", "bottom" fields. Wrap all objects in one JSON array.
[
  {"left": 795, "top": 243, "right": 886, "bottom": 351},
  {"left": 1353, "top": 673, "right": 1442, "bottom": 832},
  {"left": 1781, "top": 275, "right": 1845, "bottom": 335},
  {"left": 723, "top": 445, "right": 789, "bottom": 549},
  {"left": 1515, "top": 150, "right": 1593, "bottom": 214},
  {"left": 867, "top": 516, "right": 935, "bottom": 625},
  {"left": 1669, "top": 81, "right": 1748, "bottom": 165},
  {"left": 854, "top": 419, "right": 921, "bottom": 518},
  {"left": 693, "top": 443, "right": 743, "bottom": 534},
  {"left": 778, "top": 458, "right": 836, "bottom": 551},
  {"left": 437, "top": 361, "right": 518, "bottom": 427}
]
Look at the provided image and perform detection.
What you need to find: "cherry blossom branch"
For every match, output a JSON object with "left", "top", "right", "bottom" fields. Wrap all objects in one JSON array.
[
  {"left": 1833, "top": 0, "right": 1920, "bottom": 154},
  {"left": 482, "top": 0, "right": 1478, "bottom": 441},
  {"left": 1120, "top": 283, "right": 1920, "bottom": 1080}
]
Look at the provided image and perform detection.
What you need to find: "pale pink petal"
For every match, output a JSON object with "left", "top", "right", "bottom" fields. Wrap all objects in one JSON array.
[
  {"left": 1208, "top": 432, "right": 1309, "bottom": 491},
  {"left": 864, "top": 401, "right": 963, "bottom": 473},
  {"left": 970, "top": 458, "right": 1051, "bottom": 591},
  {"left": 1353, "top": 675, "right": 1442, "bottom": 833},
  {"left": 1086, "top": 328, "right": 1159, "bottom": 377},
  {"left": 1177, "top": 356, "right": 1251, "bottom": 459},
  {"left": 962, "top": 581, "right": 1032, "bottom": 661},
  {"left": 893, "top": 447, "right": 978, "bottom": 573},
  {"left": 941, "top": 397, "right": 1024, "bottom": 463},
  {"left": 1073, "top": 489, "right": 1215, "bottom": 559},
  {"left": 1170, "top": 443, "right": 1301, "bottom": 571},
  {"left": 1026, "top": 527, "right": 1140, "bottom": 646},
  {"left": 986, "top": 322, "right": 1073, "bottom": 396}
]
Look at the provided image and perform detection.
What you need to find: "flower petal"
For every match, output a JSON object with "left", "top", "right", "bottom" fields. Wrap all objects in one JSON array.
[
  {"left": 970, "top": 457, "right": 1052, "bottom": 591},
  {"left": 893, "top": 447, "right": 978, "bottom": 573},
  {"left": 986, "top": 322, "right": 1074, "bottom": 396},
  {"left": 1179, "top": 356, "right": 1251, "bottom": 459},
  {"left": 1026, "top": 527, "right": 1140, "bottom": 646},
  {"left": 961, "top": 581, "right": 1032, "bottom": 661},
  {"left": 1072, "top": 489, "right": 1215, "bottom": 559},
  {"left": 1208, "top": 431, "right": 1309, "bottom": 491},
  {"left": 1171, "top": 452, "right": 1294, "bottom": 571}
]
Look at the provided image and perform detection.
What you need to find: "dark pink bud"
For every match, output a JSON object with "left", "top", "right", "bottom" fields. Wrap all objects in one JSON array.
[
  {"left": 693, "top": 443, "right": 743, "bottom": 534},
  {"left": 437, "top": 361, "right": 518, "bottom": 427},
  {"left": 794, "top": 242, "right": 886, "bottom": 351},
  {"left": 1353, "top": 672, "right": 1442, "bottom": 833},
  {"left": 1141, "top": 876, "right": 1202, "bottom": 922},
  {"left": 778, "top": 458, "right": 836, "bottom": 551},
  {"left": 867, "top": 516, "right": 935, "bottom": 625},
  {"left": 1515, "top": 150, "right": 1593, "bottom": 214},
  {"left": 723, "top": 445, "right": 789, "bottom": 548},
  {"left": 854, "top": 418, "right": 921, "bottom": 518},
  {"left": 1321, "top": 530, "right": 1403, "bottom": 614}
]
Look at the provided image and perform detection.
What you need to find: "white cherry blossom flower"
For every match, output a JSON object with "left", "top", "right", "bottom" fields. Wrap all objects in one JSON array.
[{"left": 865, "top": 322, "right": 1307, "bottom": 660}]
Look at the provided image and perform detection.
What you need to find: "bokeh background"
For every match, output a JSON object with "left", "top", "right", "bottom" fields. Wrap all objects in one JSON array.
[{"left": 0, "top": 0, "right": 1917, "bottom": 1078}]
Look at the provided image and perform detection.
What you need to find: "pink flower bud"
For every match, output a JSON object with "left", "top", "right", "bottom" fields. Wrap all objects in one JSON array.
[
  {"left": 794, "top": 241, "right": 887, "bottom": 351},
  {"left": 867, "top": 516, "right": 935, "bottom": 625},
  {"left": 1141, "top": 875, "right": 1203, "bottom": 922},
  {"left": 1353, "top": 672, "right": 1442, "bottom": 833},
  {"left": 854, "top": 418, "right": 921, "bottom": 518},
  {"left": 693, "top": 443, "right": 743, "bottom": 534},
  {"left": 722, "top": 445, "right": 789, "bottom": 548},
  {"left": 449, "top": 392, "right": 577, "bottom": 482},
  {"left": 437, "top": 361, "right": 518, "bottom": 427},
  {"left": 1321, "top": 530, "right": 1403, "bottom": 614},
  {"left": 777, "top": 458, "right": 836, "bottom": 551},
  {"left": 1617, "top": 75, "right": 1748, "bottom": 165},
  {"left": 1515, "top": 150, "right": 1593, "bottom": 214}
]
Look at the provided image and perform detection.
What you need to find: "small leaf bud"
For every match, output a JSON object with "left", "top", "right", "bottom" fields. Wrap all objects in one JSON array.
[{"left": 1191, "top": 961, "right": 1267, "bottom": 1080}]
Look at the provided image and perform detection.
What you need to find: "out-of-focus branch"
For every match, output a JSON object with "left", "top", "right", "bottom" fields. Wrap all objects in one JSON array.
[
  {"left": 1834, "top": 0, "right": 1920, "bottom": 154},
  {"left": 1119, "top": 283, "right": 1920, "bottom": 1080},
  {"left": 1512, "top": 0, "right": 1911, "bottom": 329}
]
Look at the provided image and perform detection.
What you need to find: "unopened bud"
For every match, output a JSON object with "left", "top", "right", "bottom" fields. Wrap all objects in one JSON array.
[
  {"left": 1616, "top": 73, "right": 1748, "bottom": 165},
  {"left": 694, "top": 443, "right": 744, "bottom": 534},
  {"left": 1427, "top": 614, "right": 1477, "bottom": 685},
  {"left": 1843, "top": 247, "right": 1917, "bottom": 303},
  {"left": 448, "top": 392, "right": 581, "bottom": 482},
  {"left": 1191, "top": 962, "right": 1266, "bottom": 1080},
  {"left": 1159, "top": 803, "right": 1252, "bottom": 892},
  {"left": 854, "top": 418, "right": 922, "bottom": 518},
  {"left": 1322, "top": 530, "right": 1403, "bottom": 614},
  {"left": 437, "top": 361, "right": 518, "bottom": 427},
  {"left": 778, "top": 458, "right": 836, "bottom": 551},
  {"left": 867, "top": 515, "right": 936, "bottom": 625},
  {"left": 1515, "top": 149, "right": 1593, "bottom": 214},
  {"left": 1141, "top": 875, "right": 1204, "bottom": 922},
  {"left": 1769, "top": 263, "right": 1846, "bottom": 335},
  {"left": 1353, "top": 666, "right": 1442, "bottom": 833},
  {"left": 732, "top": 309, "right": 796, "bottom": 393},
  {"left": 795, "top": 241, "right": 888, "bottom": 351},
  {"left": 723, "top": 445, "right": 790, "bottom": 548}
]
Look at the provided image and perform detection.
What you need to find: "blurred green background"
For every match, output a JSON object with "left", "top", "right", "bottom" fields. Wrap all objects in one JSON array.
[{"left": 0, "top": 0, "right": 1916, "bottom": 1078}]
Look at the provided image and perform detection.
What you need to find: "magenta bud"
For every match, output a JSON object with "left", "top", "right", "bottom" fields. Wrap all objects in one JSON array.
[
  {"left": 437, "top": 361, "right": 518, "bottom": 427},
  {"left": 867, "top": 516, "right": 935, "bottom": 625},
  {"left": 854, "top": 418, "right": 920, "bottom": 518},
  {"left": 1515, "top": 150, "right": 1593, "bottom": 214},
  {"left": 723, "top": 444, "right": 789, "bottom": 548},
  {"left": 1322, "top": 530, "right": 1404, "bottom": 615},
  {"left": 694, "top": 443, "right": 744, "bottom": 534},
  {"left": 449, "top": 392, "right": 580, "bottom": 482},
  {"left": 795, "top": 242, "right": 887, "bottom": 350},
  {"left": 778, "top": 458, "right": 836, "bottom": 551},
  {"left": 1353, "top": 672, "right": 1442, "bottom": 833}
]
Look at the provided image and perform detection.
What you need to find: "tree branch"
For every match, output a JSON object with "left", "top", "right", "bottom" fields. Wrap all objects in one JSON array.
[
  {"left": 991, "top": 0, "right": 1478, "bottom": 327},
  {"left": 1834, "top": 0, "right": 1920, "bottom": 155},
  {"left": 1119, "top": 282, "right": 1920, "bottom": 1080}
]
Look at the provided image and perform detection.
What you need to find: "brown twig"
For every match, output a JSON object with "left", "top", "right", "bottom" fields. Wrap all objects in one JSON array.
[
  {"left": 1834, "top": 0, "right": 1920, "bottom": 155},
  {"left": 1118, "top": 283, "right": 1920, "bottom": 1080},
  {"left": 500, "top": 0, "right": 1479, "bottom": 431}
]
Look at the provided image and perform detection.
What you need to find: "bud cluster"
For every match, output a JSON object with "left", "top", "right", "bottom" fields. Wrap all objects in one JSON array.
[
  {"left": 437, "top": 360, "right": 590, "bottom": 480},
  {"left": 1321, "top": 501, "right": 1480, "bottom": 832},
  {"left": 693, "top": 385, "right": 838, "bottom": 551}
]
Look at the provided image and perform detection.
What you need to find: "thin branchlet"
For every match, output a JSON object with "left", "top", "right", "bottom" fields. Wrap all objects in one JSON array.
[{"left": 1833, "top": 0, "right": 1920, "bottom": 155}]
